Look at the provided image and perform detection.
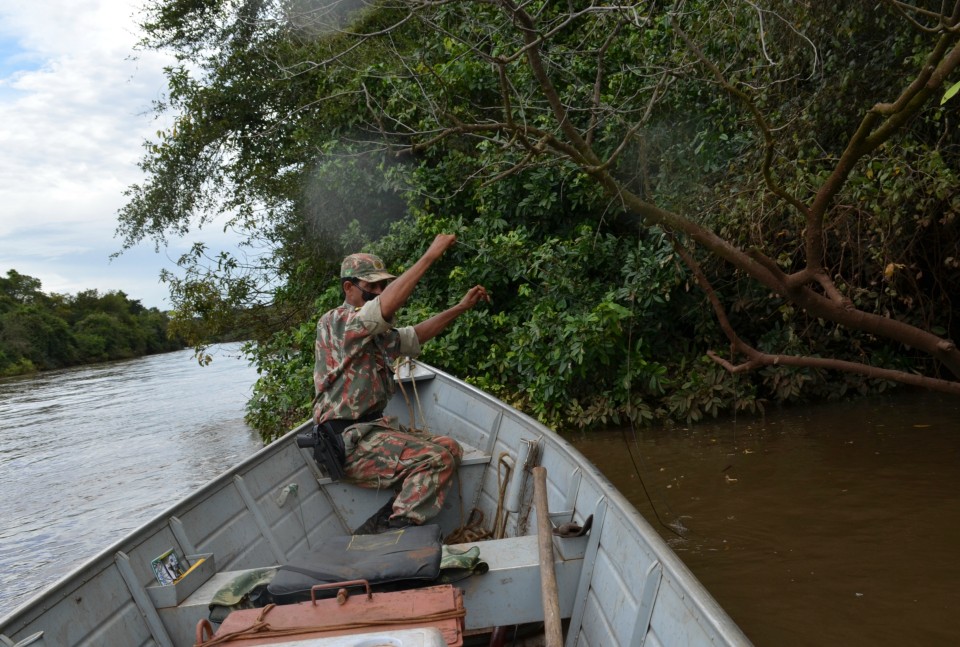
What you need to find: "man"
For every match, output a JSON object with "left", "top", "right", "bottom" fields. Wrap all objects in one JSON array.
[{"left": 313, "top": 234, "right": 490, "bottom": 533}]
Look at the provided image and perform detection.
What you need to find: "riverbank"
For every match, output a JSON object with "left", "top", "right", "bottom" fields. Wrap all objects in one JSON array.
[{"left": 0, "top": 273, "right": 187, "bottom": 377}]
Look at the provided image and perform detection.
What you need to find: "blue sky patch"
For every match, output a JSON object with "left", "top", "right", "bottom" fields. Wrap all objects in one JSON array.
[{"left": 0, "top": 35, "right": 42, "bottom": 80}]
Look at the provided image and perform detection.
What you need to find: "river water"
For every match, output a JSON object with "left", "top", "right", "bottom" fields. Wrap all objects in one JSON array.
[
  {"left": 570, "top": 392, "right": 960, "bottom": 646},
  {"left": 0, "top": 345, "right": 263, "bottom": 615},
  {"left": 1, "top": 352, "right": 958, "bottom": 645}
]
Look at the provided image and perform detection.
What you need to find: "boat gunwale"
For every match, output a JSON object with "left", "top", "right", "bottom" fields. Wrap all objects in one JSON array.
[
  {"left": 0, "top": 421, "right": 310, "bottom": 630},
  {"left": 1, "top": 363, "right": 750, "bottom": 645}
]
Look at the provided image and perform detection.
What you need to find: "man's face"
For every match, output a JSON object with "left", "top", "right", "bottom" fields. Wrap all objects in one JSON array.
[
  {"left": 347, "top": 277, "right": 389, "bottom": 304},
  {"left": 358, "top": 279, "right": 389, "bottom": 293}
]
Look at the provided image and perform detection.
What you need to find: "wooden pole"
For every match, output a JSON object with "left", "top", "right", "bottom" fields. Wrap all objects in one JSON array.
[{"left": 533, "top": 466, "right": 563, "bottom": 647}]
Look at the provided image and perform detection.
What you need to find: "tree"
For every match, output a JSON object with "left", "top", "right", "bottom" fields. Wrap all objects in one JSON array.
[
  {"left": 0, "top": 275, "right": 183, "bottom": 374},
  {"left": 74, "top": 312, "right": 145, "bottom": 360},
  {"left": 322, "top": 0, "right": 960, "bottom": 393},
  {"left": 123, "top": 1, "right": 960, "bottom": 438},
  {"left": 0, "top": 269, "right": 45, "bottom": 312},
  {"left": 0, "top": 304, "right": 77, "bottom": 370}
]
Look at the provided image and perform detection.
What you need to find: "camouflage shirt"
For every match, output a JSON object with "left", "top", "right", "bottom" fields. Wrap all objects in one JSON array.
[{"left": 313, "top": 297, "right": 421, "bottom": 423}]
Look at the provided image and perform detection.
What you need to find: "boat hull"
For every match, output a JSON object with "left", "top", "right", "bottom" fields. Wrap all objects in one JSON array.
[{"left": 0, "top": 362, "right": 751, "bottom": 646}]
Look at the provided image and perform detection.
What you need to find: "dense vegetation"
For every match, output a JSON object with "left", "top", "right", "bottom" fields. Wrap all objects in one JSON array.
[
  {"left": 0, "top": 270, "right": 184, "bottom": 376},
  {"left": 121, "top": 1, "right": 960, "bottom": 442}
]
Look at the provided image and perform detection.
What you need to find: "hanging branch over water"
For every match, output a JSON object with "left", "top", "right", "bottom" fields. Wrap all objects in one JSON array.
[{"left": 122, "top": 0, "right": 960, "bottom": 425}]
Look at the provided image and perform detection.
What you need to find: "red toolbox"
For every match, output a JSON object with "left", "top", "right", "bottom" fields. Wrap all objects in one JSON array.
[{"left": 198, "top": 581, "right": 464, "bottom": 646}]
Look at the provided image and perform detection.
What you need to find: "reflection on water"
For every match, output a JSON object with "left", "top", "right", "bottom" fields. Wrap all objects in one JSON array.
[
  {"left": 570, "top": 391, "right": 960, "bottom": 647},
  {"left": 0, "top": 345, "right": 263, "bottom": 614}
]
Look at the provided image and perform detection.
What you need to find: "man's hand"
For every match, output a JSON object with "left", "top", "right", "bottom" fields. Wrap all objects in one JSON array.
[
  {"left": 425, "top": 234, "right": 457, "bottom": 261},
  {"left": 458, "top": 285, "right": 491, "bottom": 310},
  {"left": 414, "top": 284, "right": 491, "bottom": 344}
]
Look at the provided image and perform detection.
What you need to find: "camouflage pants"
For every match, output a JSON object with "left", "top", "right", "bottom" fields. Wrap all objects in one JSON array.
[{"left": 342, "top": 419, "right": 462, "bottom": 524}]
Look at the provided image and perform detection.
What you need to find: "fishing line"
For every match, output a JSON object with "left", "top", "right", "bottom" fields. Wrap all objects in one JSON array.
[
  {"left": 721, "top": 287, "right": 743, "bottom": 480},
  {"left": 452, "top": 230, "right": 718, "bottom": 334},
  {"left": 453, "top": 232, "right": 676, "bottom": 331},
  {"left": 456, "top": 230, "right": 691, "bottom": 538},
  {"left": 451, "top": 236, "right": 581, "bottom": 303},
  {"left": 622, "top": 282, "right": 687, "bottom": 539}
]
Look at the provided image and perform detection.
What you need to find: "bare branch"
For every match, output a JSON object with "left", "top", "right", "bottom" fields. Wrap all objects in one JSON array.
[
  {"left": 707, "top": 348, "right": 960, "bottom": 396},
  {"left": 586, "top": 24, "right": 622, "bottom": 147},
  {"left": 670, "top": 16, "right": 809, "bottom": 219}
]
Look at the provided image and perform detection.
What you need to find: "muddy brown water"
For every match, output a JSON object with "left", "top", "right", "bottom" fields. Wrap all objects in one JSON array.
[{"left": 569, "top": 391, "right": 960, "bottom": 646}]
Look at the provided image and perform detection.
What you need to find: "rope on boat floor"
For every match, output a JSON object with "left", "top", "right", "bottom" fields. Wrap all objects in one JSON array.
[
  {"left": 445, "top": 449, "right": 516, "bottom": 544},
  {"left": 445, "top": 507, "right": 493, "bottom": 544}
]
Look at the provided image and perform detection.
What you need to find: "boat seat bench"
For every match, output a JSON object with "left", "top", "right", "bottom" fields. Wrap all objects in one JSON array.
[
  {"left": 157, "top": 532, "right": 585, "bottom": 643},
  {"left": 446, "top": 534, "right": 587, "bottom": 631}
]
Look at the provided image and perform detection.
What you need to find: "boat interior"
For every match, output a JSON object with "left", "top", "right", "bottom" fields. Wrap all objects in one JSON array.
[
  {"left": 163, "top": 367, "right": 595, "bottom": 646},
  {"left": 0, "top": 363, "right": 745, "bottom": 647}
]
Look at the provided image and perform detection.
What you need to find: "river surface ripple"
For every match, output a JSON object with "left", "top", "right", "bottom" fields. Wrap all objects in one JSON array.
[
  {"left": 571, "top": 391, "right": 960, "bottom": 647},
  {"left": 0, "top": 345, "right": 263, "bottom": 614}
]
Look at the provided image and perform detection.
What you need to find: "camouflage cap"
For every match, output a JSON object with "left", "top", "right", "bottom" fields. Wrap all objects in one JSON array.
[{"left": 340, "top": 253, "right": 396, "bottom": 282}]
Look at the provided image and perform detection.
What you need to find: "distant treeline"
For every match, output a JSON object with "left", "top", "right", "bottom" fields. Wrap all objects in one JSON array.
[{"left": 0, "top": 269, "right": 185, "bottom": 377}]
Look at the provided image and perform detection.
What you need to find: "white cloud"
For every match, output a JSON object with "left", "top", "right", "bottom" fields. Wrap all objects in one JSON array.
[{"left": 0, "top": 0, "right": 242, "bottom": 309}]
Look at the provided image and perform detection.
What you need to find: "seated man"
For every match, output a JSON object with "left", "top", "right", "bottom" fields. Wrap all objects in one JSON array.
[{"left": 313, "top": 234, "right": 489, "bottom": 533}]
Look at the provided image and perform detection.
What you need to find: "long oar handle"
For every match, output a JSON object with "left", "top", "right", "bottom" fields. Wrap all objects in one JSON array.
[{"left": 533, "top": 466, "right": 563, "bottom": 647}]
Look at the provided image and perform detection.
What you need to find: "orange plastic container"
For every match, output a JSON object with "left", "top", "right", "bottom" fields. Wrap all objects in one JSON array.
[{"left": 198, "top": 581, "right": 464, "bottom": 647}]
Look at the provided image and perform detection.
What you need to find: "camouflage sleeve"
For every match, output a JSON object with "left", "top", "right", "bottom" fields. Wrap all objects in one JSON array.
[
  {"left": 353, "top": 298, "right": 420, "bottom": 356},
  {"left": 353, "top": 298, "right": 392, "bottom": 335},
  {"left": 397, "top": 326, "right": 421, "bottom": 357}
]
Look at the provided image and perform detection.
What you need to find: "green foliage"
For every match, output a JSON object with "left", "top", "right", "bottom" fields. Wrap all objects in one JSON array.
[
  {"left": 244, "top": 283, "right": 343, "bottom": 439},
  {"left": 0, "top": 270, "right": 44, "bottom": 311},
  {"left": 0, "top": 270, "right": 184, "bottom": 375},
  {"left": 663, "top": 358, "right": 761, "bottom": 424},
  {"left": 944, "top": 80, "right": 960, "bottom": 105},
  {"left": 124, "top": 1, "right": 960, "bottom": 442},
  {"left": 244, "top": 320, "right": 318, "bottom": 437}
]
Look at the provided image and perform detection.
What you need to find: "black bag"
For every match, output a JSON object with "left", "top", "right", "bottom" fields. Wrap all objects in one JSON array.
[
  {"left": 267, "top": 524, "right": 443, "bottom": 604},
  {"left": 296, "top": 412, "right": 383, "bottom": 482},
  {"left": 296, "top": 423, "right": 346, "bottom": 481}
]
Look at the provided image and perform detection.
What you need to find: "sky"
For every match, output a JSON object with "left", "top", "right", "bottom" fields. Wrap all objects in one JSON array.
[{"left": 0, "top": 0, "right": 240, "bottom": 310}]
